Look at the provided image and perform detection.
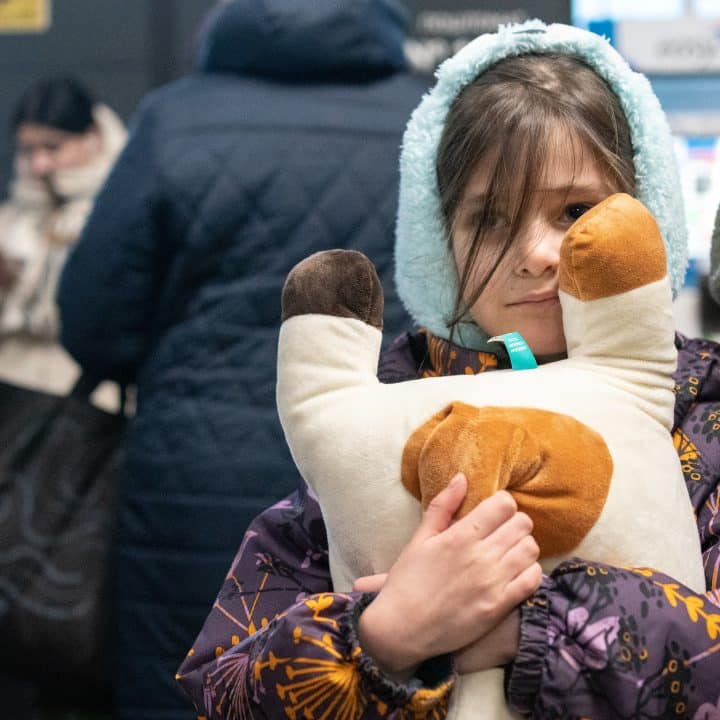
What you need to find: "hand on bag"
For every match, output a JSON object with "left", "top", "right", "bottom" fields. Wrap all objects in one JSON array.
[{"left": 356, "top": 474, "right": 541, "bottom": 677}]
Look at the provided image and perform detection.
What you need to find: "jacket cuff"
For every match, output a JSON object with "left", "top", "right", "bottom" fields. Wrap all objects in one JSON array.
[
  {"left": 343, "top": 592, "right": 455, "bottom": 711},
  {"left": 505, "top": 576, "right": 551, "bottom": 714}
]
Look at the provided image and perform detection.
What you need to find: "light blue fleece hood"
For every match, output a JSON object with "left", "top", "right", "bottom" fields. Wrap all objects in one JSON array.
[{"left": 395, "top": 20, "right": 688, "bottom": 349}]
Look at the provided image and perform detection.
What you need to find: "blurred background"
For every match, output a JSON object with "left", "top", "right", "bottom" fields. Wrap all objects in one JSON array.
[
  {"left": 0, "top": 0, "right": 216, "bottom": 193},
  {"left": 2, "top": 0, "right": 719, "bottom": 337},
  {"left": 1, "top": 3, "right": 719, "bottom": 718}
]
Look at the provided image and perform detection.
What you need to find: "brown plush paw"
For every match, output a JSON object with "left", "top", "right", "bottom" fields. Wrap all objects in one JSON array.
[
  {"left": 559, "top": 193, "right": 667, "bottom": 301},
  {"left": 281, "top": 249, "right": 384, "bottom": 328}
]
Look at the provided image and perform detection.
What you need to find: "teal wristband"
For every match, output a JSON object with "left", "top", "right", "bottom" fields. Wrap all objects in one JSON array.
[{"left": 488, "top": 332, "right": 538, "bottom": 370}]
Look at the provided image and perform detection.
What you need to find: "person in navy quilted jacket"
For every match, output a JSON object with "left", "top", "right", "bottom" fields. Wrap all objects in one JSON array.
[{"left": 57, "top": 2, "right": 424, "bottom": 718}]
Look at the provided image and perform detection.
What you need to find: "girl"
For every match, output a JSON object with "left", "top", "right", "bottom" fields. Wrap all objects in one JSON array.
[
  {"left": 0, "top": 77, "right": 125, "bottom": 397},
  {"left": 177, "top": 21, "right": 720, "bottom": 719}
]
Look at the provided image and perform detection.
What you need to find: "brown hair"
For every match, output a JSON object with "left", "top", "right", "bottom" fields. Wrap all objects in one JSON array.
[{"left": 436, "top": 53, "right": 635, "bottom": 333}]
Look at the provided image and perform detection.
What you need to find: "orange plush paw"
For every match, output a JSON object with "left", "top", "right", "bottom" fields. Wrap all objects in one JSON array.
[{"left": 559, "top": 193, "right": 666, "bottom": 301}]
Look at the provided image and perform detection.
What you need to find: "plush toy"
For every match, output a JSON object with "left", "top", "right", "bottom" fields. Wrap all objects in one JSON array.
[{"left": 276, "top": 193, "right": 705, "bottom": 720}]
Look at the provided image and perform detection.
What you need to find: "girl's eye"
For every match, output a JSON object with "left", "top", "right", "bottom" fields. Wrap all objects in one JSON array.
[
  {"left": 471, "top": 212, "right": 509, "bottom": 231},
  {"left": 565, "top": 203, "right": 592, "bottom": 221}
]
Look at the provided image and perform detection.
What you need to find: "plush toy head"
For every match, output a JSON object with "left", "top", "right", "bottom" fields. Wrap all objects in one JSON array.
[{"left": 277, "top": 194, "right": 704, "bottom": 719}]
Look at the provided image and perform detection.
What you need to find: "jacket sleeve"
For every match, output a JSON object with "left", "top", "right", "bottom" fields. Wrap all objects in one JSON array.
[
  {"left": 507, "top": 334, "right": 720, "bottom": 718},
  {"left": 57, "top": 98, "right": 165, "bottom": 383},
  {"left": 508, "top": 560, "right": 720, "bottom": 718},
  {"left": 176, "top": 484, "right": 454, "bottom": 720}
]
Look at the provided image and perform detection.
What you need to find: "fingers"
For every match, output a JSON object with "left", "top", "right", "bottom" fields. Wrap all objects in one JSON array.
[
  {"left": 470, "top": 505, "right": 539, "bottom": 603},
  {"left": 500, "top": 534, "right": 540, "bottom": 579},
  {"left": 414, "top": 473, "right": 468, "bottom": 541},
  {"left": 453, "top": 493, "right": 539, "bottom": 609},
  {"left": 504, "top": 561, "right": 543, "bottom": 607},
  {"left": 482, "top": 510, "right": 534, "bottom": 557},
  {"left": 454, "top": 489, "right": 517, "bottom": 540},
  {"left": 353, "top": 573, "right": 388, "bottom": 593}
]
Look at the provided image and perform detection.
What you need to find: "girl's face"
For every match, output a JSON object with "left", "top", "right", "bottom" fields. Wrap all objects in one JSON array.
[
  {"left": 16, "top": 122, "right": 100, "bottom": 180},
  {"left": 452, "top": 141, "right": 618, "bottom": 359}
]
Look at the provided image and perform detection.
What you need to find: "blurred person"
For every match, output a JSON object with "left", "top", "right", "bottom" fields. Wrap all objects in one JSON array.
[
  {"left": 57, "top": 1, "right": 424, "bottom": 718},
  {"left": 0, "top": 77, "right": 126, "bottom": 396}
]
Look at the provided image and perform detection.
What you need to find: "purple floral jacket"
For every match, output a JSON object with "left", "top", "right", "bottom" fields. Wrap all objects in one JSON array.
[{"left": 177, "top": 332, "right": 720, "bottom": 720}]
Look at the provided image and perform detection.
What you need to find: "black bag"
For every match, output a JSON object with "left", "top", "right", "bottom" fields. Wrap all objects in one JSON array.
[{"left": 0, "top": 375, "right": 125, "bottom": 697}]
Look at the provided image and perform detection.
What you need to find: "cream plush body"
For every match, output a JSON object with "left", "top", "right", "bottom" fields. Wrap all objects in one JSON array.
[{"left": 276, "top": 195, "right": 705, "bottom": 719}]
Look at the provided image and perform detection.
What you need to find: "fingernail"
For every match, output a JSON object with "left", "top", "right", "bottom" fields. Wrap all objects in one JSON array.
[{"left": 449, "top": 472, "right": 464, "bottom": 487}]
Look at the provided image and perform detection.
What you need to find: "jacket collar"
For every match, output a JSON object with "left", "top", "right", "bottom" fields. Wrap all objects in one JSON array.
[{"left": 418, "top": 330, "right": 509, "bottom": 376}]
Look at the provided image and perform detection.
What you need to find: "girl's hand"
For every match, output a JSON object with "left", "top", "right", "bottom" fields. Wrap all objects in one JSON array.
[
  {"left": 356, "top": 474, "right": 541, "bottom": 676},
  {"left": 453, "top": 609, "right": 521, "bottom": 673},
  {"left": 355, "top": 577, "right": 526, "bottom": 674},
  {"left": 353, "top": 572, "right": 387, "bottom": 593}
]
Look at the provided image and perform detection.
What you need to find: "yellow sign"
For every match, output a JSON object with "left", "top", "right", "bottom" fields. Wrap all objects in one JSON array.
[{"left": 0, "top": 0, "right": 50, "bottom": 33}]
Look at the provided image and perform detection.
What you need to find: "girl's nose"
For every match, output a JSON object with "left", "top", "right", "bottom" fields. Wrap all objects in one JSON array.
[{"left": 516, "top": 225, "right": 562, "bottom": 278}]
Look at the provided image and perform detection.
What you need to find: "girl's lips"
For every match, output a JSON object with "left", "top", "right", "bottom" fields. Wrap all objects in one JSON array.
[{"left": 510, "top": 292, "right": 559, "bottom": 306}]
